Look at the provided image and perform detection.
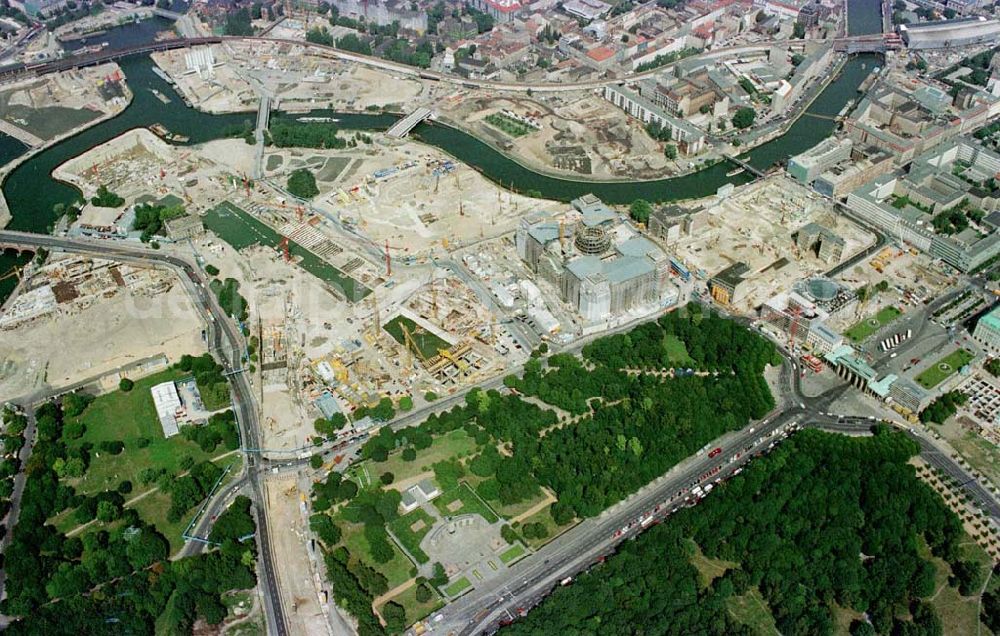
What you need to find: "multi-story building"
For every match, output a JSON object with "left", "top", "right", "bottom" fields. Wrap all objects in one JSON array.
[
  {"left": 900, "top": 17, "right": 1000, "bottom": 50},
  {"left": 845, "top": 139, "right": 1000, "bottom": 272},
  {"left": 795, "top": 222, "right": 845, "bottom": 263},
  {"left": 788, "top": 137, "right": 853, "bottom": 185},
  {"left": 813, "top": 146, "right": 894, "bottom": 199},
  {"left": 603, "top": 84, "right": 706, "bottom": 154},
  {"left": 973, "top": 305, "right": 1000, "bottom": 354},
  {"left": 709, "top": 262, "right": 749, "bottom": 306},
  {"left": 468, "top": 0, "right": 521, "bottom": 23},
  {"left": 517, "top": 196, "right": 677, "bottom": 322}
]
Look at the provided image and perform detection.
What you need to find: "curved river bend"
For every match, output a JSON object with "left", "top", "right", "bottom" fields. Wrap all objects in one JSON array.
[{"left": 0, "top": 51, "right": 877, "bottom": 299}]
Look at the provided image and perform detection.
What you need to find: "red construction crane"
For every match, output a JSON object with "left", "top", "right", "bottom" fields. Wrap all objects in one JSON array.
[
  {"left": 787, "top": 304, "right": 803, "bottom": 351},
  {"left": 279, "top": 237, "right": 290, "bottom": 262},
  {"left": 296, "top": 205, "right": 305, "bottom": 222},
  {"left": 383, "top": 239, "right": 408, "bottom": 277}
]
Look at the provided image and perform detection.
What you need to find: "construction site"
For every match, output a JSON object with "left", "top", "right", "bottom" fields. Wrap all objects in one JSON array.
[
  {"left": 439, "top": 90, "right": 680, "bottom": 180},
  {"left": 151, "top": 41, "right": 426, "bottom": 115},
  {"left": 0, "top": 62, "right": 129, "bottom": 147},
  {"left": 150, "top": 41, "right": 691, "bottom": 182},
  {"left": 666, "top": 176, "right": 875, "bottom": 315},
  {"left": 0, "top": 254, "right": 202, "bottom": 400}
]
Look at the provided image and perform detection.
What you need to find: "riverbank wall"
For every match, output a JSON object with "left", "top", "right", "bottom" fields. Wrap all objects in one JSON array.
[{"left": 0, "top": 79, "right": 133, "bottom": 230}]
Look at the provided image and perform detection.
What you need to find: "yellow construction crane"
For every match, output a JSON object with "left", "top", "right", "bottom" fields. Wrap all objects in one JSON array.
[
  {"left": 438, "top": 347, "right": 469, "bottom": 372},
  {"left": 400, "top": 323, "right": 429, "bottom": 367}
]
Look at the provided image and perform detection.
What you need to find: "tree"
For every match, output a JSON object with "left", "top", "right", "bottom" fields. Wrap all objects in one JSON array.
[
  {"left": 379, "top": 472, "right": 394, "bottom": 485},
  {"left": 732, "top": 107, "right": 756, "bottom": 129},
  {"left": 90, "top": 184, "right": 124, "bottom": 208},
  {"left": 310, "top": 455, "right": 324, "bottom": 470},
  {"left": 550, "top": 501, "right": 575, "bottom": 526},
  {"left": 382, "top": 600, "right": 407, "bottom": 633},
  {"left": 430, "top": 562, "right": 448, "bottom": 587},
  {"left": 204, "top": 264, "right": 220, "bottom": 276},
  {"left": 398, "top": 395, "right": 414, "bottom": 411},
  {"left": 424, "top": 391, "right": 438, "bottom": 402},
  {"left": 793, "top": 21, "right": 805, "bottom": 38},
  {"left": 629, "top": 199, "right": 653, "bottom": 224},
  {"left": 96, "top": 500, "right": 120, "bottom": 522},
  {"left": 664, "top": 144, "right": 678, "bottom": 160},
  {"left": 402, "top": 447, "right": 417, "bottom": 462},
  {"left": 415, "top": 583, "right": 432, "bottom": 603},
  {"left": 118, "top": 378, "right": 134, "bottom": 392},
  {"left": 287, "top": 168, "right": 319, "bottom": 199},
  {"left": 306, "top": 26, "right": 334, "bottom": 46}
]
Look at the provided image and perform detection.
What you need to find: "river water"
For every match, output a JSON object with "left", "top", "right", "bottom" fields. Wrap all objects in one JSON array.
[{"left": 0, "top": 6, "right": 882, "bottom": 299}]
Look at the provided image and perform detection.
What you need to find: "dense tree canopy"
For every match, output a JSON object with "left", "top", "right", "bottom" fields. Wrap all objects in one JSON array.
[{"left": 504, "top": 428, "right": 966, "bottom": 636}]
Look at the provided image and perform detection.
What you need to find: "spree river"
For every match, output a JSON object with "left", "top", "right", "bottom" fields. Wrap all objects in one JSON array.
[{"left": 0, "top": 43, "right": 879, "bottom": 299}]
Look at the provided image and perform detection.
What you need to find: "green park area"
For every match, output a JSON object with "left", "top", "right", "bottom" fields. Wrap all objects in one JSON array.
[
  {"left": 663, "top": 333, "right": 694, "bottom": 366},
  {"left": 388, "top": 507, "right": 436, "bottom": 564},
  {"left": 916, "top": 348, "right": 975, "bottom": 389},
  {"left": 61, "top": 368, "right": 216, "bottom": 497},
  {"left": 383, "top": 315, "right": 451, "bottom": 361},
  {"left": 500, "top": 428, "right": 994, "bottom": 635},
  {"left": 310, "top": 307, "right": 790, "bottom": 633},
  {"left": 378, "top": 581, "right": 444, "bottom": 628},
  {"left": 202, "top": 201, "right": 370, "bottom": 301},
  {"left": 444, "top": 576, "right": 472, "bottom": 597},
  {"left": 484, "top": 112, "right": 535, "bottom": 137},
  {"left": 844, "top": 305, "right": 902, "bottom": 342},
  {"left": 433, "top": 482, "right": 499, "bottom": 524},
  {"left": 499, "top": 543, "right": 526, "bottom": 565}
]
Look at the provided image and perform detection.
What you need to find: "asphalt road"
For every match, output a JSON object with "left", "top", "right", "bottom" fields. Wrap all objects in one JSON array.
[
  {"left": 0, "top": 407, "right": 36, "bottom": 614},
  {"left": 0, "top": 231, "right": 290, "bottom": 636}
]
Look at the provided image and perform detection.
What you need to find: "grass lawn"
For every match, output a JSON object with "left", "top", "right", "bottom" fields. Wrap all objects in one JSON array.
[
  {"left": 383, "top": 315, "right": 450, "bottom": 361},
  {"left": 433, "top": 482, "right": 499, "bottom": 523},
  {"left": 662, "top": 334, "right": 694, "bottom": 366},
  {"left": 339, "top": 520, "right": 414, "bottom": 588},
  {"left": 493, "top": 487, "right": 551, "bottom": 520},
  {"left": 484, "top": 113, "right": 534, "bottom": 137},
  {"left": 388, "top": 508, "right": 436, "bottom": 564},
  {"left": 915, "top": 348, "right": 975, "bottom": 390},
  {"left": 844, "top": 305, "right": 902, "bottom": 343},
  {"left": 366, "top": 429, "right": 478, "bottom": 484},
  {"left": 379, "top": 583, "right": 443, "bottom": 627},
  {"left": 685, "top": 538, "right": 738, "bottom": 588},
  {"left": 830, "top": 604, "right": 864, "bottom": 635},
  {"left": 130, "top": 453, "right": 242, "bottom": 555},
  {"left": 945, "top": 428, "right": 1000, "bottom": 489},
  {"left": 499, "top": 543, "right": 527, "bottom": 565},
  {"left": 64, "top": 369, "right": 218, "bottom": 497},
  {"left": 917, "top": 535, "right": 991, "bottom": 636},
  {"left": 518, "top": 506, "right": 577, "bottom": 549},
  {"left": 443, "top": 576, "right": 472, "bottom": 597},
  {"left": 727, "top": 586, "right": 779, "bottom": 635}
]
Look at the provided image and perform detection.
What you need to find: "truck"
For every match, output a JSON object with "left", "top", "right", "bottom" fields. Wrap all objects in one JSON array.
[
  {"left": 640, "top": 514, "right": 654, "bottom": 528},
  {"left": 560, "top": 577, "right": 573, "bottom": 586}
]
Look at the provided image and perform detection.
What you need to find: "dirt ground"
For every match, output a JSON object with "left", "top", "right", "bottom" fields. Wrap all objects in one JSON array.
[
  {"left": 439, "top": 91, "right": 675, "bottom": 180},
  {"left": 672, "top": 175, "right": 875, "bottom": 314},
  {"left": 0, "top": 283, "right": 202, "bottom": 401},
  {"left": 264, "top": 474, "right": 331, "bottom": 635}
]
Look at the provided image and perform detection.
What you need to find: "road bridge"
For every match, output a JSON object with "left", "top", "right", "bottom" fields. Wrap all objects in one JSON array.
[
  {"left": 385, "top": 107, "right": 433, "bottom": 138},
  {"left": 151, "top": 7, "right": 183, "bottom": 19},
  {"left": 253, "top": 94, "right": 270, "bottom": 179}
]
